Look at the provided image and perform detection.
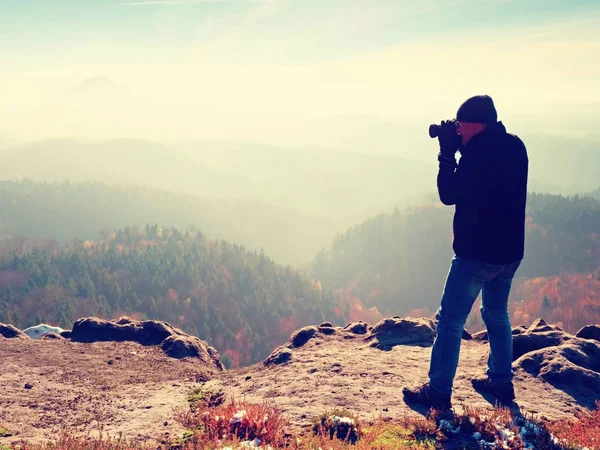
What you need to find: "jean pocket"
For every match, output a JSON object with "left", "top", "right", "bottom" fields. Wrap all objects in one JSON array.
[{"left": 461, "top": 258, "right": 503, "bottom": 283}]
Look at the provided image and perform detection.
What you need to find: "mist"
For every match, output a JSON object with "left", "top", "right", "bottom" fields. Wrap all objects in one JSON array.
[{"left": 0, "top": 0, "right": 599, "bottom": 266}]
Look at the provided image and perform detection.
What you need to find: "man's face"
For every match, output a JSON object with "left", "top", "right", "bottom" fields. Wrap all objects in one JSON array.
[{"left": 457, "top": 121, "right": 485, "bottom": 145}]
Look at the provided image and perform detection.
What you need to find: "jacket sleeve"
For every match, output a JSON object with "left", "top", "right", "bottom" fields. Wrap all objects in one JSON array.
[
  {"left": 437, "top": 152, "right": 465, "bottom": 206},
  {"left": 437, "top": 149, "right": 487, "bottom": 206}
]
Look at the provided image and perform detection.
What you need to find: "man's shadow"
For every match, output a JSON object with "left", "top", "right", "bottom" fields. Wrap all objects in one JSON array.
[
  {"left": 403, "top": 395, "right": 524, "bottom": 449},
  {"left": 403, "top": 398, "right": 456, "bottom": 420}
]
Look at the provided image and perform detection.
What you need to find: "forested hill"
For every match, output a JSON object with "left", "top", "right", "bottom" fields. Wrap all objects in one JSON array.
[
  {"left": 0, "top": 227, "right": 346, "bottom": 368},
  {"left": 309, "top": 192, "right": 600, "bottom": 332},
  {"left": 0, "top": 179, "right": 338, "bottom": 266}
]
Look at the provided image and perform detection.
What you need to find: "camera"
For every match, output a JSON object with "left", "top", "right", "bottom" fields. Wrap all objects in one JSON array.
[{"left": 429, "top": 119, "right": 457, "bottom": 138}]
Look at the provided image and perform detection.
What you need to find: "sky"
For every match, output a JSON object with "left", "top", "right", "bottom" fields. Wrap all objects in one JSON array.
[{"left": 0, "top": 0, "right": 599, "bottom": 149}]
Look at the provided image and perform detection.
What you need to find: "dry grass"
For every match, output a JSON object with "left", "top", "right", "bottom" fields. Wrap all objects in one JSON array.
[
  {"left": 3, "top": 397, "right": 599, "bottom": 449},
  {"left": 548, "top": 400, "right": 600, "bottom": 450}
]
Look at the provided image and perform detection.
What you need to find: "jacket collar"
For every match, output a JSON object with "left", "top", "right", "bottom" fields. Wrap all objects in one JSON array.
[{"left": 460, "top": 121, "right": 506, "bottom": 154}]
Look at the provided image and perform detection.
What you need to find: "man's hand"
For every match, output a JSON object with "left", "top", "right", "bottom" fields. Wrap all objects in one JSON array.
[
  {"left": 438, "top": 120, "right": 461, "bottom": 156},
  {"left": 437, "top": 120, "right": 460, "bottom": 169}
]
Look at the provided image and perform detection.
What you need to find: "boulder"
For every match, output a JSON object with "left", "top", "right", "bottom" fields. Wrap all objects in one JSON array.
[
  {"left": 0, "top": 323, "right": 29, "bottom": 339},
  {"left": 343, "top": 321, "right": 368, "bottom": 335},
  {"left": 515, "top": 338, "right": 600, "bottom": 407},
  {"left": 288, "top": 326, "right": 318, "bottom": 348},
  {"left": 71, "top": 317, "right": 177, "bottom": 345},
  {"left": 513, "top": 318, "right": 573, "bottom": 360},
  {"left": 471, "top": 325, "right": 528, "bottom": 342},
  {"left": 318, "top": 323, "right": 336, "bottom": 335},
  {"left": 40, "top": 332, "right": 64, "bottom": 341},
  {"left": 576, "top": 325, "right": 600, "bottom": 342},
  {"left": 365, "top": 317, "right": 436, "bottom": 350},
  {"left": 70, "top": 316, "right": 223, "bottom": 369},
  {"left": 160, "top": 335, "right": 224, "bottom": 369},
  {"left": 264, "top": 346, "right": 293, "bottom": 366},
  {"left": 23, "top": 324, "right": 65, "bottom": 339}
]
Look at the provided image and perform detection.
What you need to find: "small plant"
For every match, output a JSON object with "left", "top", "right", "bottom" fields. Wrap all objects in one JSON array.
[
  {"left": 311, "top": 408, "right": 363, "bottom": 444},
  {"left": 186, "top": 387, "right": 210, "bottom": 410},
  {"left": 548, "top": 400, "right": 600, "bottom": 450},
  {"left": 0, "top": 426, "right": 13, "bottom": 438},
  {"left": 176, "top": 395, "right": 289, "bottom": 447},
  {"left": 186, "top": 387, "right": 225, "bottom": 412},
  {"left": 367, "top": 422, "right": 436, "bottom": 449}
]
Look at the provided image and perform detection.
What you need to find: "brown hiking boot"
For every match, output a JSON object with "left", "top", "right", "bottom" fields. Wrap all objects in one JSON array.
[
  {"left": 402, "top": 382, "right": 452, "bottom": 410},
  {"left": 471, "top": 374, "right": 515, "bottom": 406}
]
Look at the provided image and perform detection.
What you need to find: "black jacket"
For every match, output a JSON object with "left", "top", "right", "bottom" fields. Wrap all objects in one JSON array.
[{"left": 437, "top": 121, "right": 528, "bottom": 264}]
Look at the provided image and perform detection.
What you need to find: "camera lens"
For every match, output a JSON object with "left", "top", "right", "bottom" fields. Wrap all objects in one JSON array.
[{"left": 429, "top": 124, "right": 440, "bottom": 138}]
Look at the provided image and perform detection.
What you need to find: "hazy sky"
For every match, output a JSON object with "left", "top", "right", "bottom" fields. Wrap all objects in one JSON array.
[{"left": 1, "top": 0, "right": 599, "bottom": 147}]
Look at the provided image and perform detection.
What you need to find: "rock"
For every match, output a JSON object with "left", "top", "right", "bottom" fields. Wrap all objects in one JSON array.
[
  {"left": 71, "top": 317, "right": 174, "bottom": 345},
  {"left": 40, "top": 332, "right": 64, "bottom": 341},
  {"left": 343, "top": 322, "right": 368, "bottom": 335},
  {"left": 513, "top": 325, "right": 528, "bottom": 335},
  {"left": 161, "top": 335, "right": 224, "bottom": 370},
  {"left": 23, "top": 324, "right": 65, "bottom": 339},
  {"left": 264, "top": 346, "right": 293, "bottom": 366},
  {"left": 576, "top": 325, "right": 600, "bottom": 342},
  {"left": 318, "top": 322, "right": 336, "bottom": 335},
  {"left": 471, "top": 325, "right": 528, "bottom": 342},
  {"left": 116, "top": 316, "right": 135, "bottom": 325},
  {"left": 288, "top": 326, "right": 317, "bottom": 348},
  {"left": 513, "top": 318, "right": 574, "bottom": 360},
  {"left": 70, "top": 316, "right": 224, "bottom": 369},
  {"left": 472, "top": 330, "right": 488, "bottom": 341},
  {"left": 60, "top": 330, "right": 72, "bottom": 339},
  {"left": 318, "top": 326, "right": 336, "bottom": 335},
  {"left": 365, "top": 317, "right": 436, "bottom": 350},
  {"left": 24, "top": 383, "right": 33, "bottom": 389},
  {"left": 515, "top": 338, "right": 600, "bottom": 408},
  {"left": 0, "top": 323, "right": 29, "bottom": 339}
]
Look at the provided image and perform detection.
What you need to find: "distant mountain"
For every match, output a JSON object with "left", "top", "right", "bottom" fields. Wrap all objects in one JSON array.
[
  {"left": 1, "top": 137, "right": 439, "bottom": 221},
  {"left": 176, "top": 140, "right": 437, "bottom": 220},
  {"left": 309, "top": 192, "right": 600, "bottom": 325},
  {"left": 0, "top": 179, "right": 339, "bottom": 266},
  {"left": 0, "top": 227, "right": 344, "bottom": 367},
  {"left": 7, "top": 76, "right": 161, "bottom": 141},
  {"left": 0, "top": 138, "right": 264, "bottom": 199},
  {"left": 71, "top": 76, "right": 122, "bottom": 94},
  {"left": 521, "top": 133, "right": 600, "bottom": 193},
  {"left": 0, "top": 138, "right": 22, "bottom": 152}
]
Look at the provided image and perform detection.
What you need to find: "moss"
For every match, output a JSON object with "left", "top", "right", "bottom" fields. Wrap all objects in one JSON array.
[
  {"left": 369, "top": 424, "right": 436, "bottom": 449},
  {"left": 311, "top": 408, "right": 363, "bottom": 444},
  {"left": 186, "top": 387, "right": 209, "bottom": 409},
  {"left": 0, "top": 426, "right": 13, "bottom": 437}
]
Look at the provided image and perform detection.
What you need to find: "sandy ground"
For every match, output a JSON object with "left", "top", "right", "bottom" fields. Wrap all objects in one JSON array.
[
  {"left": 0, "top": 338, "right": 214, "bottom": 445},
  {"left": 0, "top": 330, "right": 593, "bottom": 445},
  {"left": 202, "top": 330, "right": 592, "bottom": 431}
]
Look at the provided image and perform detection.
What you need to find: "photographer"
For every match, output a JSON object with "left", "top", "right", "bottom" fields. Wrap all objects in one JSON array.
[{"left": 403, "top": 95, "right": 529, "bottom": 410}]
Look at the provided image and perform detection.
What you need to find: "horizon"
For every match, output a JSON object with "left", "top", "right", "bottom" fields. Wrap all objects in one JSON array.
[{"left": 0, "top": 0, "right": 599, "bottom": 150}]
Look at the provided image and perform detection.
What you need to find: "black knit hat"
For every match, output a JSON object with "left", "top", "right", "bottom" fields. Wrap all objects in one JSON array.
[{"left": 456, "top": 95, "right": 497, "bottom": 124}]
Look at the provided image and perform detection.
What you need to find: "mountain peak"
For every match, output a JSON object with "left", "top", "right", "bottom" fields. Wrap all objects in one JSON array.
[{"left": 73, "top": 76, "right": 122, "bottom": 93}]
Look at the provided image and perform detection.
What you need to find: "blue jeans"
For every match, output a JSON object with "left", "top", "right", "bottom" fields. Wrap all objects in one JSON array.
[{"left": 428, "top": 255, "right": 521, "bottom": 396}]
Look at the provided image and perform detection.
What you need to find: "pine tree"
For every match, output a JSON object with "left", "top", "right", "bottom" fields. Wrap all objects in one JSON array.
[{"left": 542, "top": 295, "right": 551, "bottom": 310}]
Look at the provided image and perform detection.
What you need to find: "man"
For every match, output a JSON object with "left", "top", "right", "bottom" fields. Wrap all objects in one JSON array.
[{"left": 402, "top": 95, "right": 529, "bottom": 410}]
